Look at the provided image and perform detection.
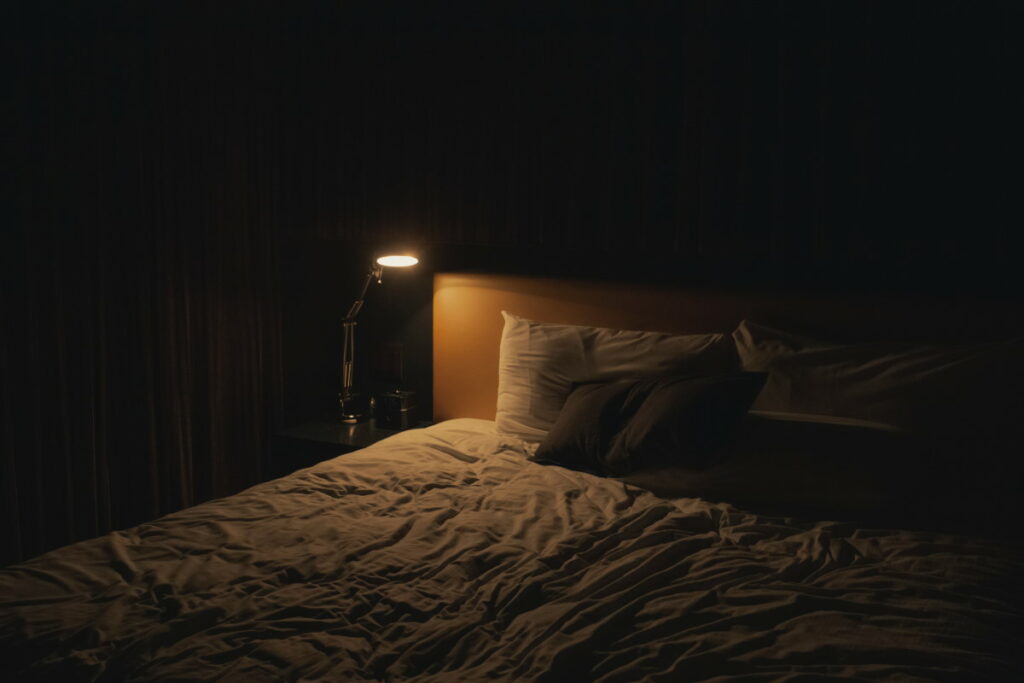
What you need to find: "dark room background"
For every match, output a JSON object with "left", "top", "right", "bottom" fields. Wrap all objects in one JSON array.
[{"left": 4, "top": 1, "right": 1022, "bottom": 566}]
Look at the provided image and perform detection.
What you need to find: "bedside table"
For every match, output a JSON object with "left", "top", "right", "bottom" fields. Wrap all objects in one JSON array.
[{"left": 269, "top": 419, "right": 429, "bottom": 480}]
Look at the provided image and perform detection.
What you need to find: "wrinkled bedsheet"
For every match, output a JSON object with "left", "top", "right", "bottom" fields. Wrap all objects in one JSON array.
[{"left": 2, "top": 419, "right": 1022, "bottom": 681}]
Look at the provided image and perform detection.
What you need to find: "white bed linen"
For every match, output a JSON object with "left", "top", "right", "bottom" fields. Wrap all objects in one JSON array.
[{"left": 1, "top": 419, "right": 1022, "bottom": 681}]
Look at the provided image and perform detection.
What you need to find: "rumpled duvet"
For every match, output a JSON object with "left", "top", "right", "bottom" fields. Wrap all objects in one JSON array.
[{"left": 1, "top": 419, "right": 1022, "bottom": 681}]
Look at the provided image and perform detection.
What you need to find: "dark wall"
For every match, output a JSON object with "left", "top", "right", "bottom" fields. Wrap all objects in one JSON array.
[
  {"left": 5, "top": 1, "right": 1023, "bottom": 565},
  {"left": 284, "top": 1, "right": 1023, "bottom": 286}
]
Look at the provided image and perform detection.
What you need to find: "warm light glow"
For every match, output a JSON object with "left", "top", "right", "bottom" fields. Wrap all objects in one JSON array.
[{"left": 376, "top": 255, "right": 419, "bottom": 268}]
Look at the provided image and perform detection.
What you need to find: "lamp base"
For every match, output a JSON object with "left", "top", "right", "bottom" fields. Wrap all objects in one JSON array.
[{"left": 338, "top": 391, "right": 370, "bottom": 423}]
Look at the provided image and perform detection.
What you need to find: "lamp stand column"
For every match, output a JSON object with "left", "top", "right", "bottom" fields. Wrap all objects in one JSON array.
[{"left": 339, "top": 319, "right": 364, "bottom": 423}]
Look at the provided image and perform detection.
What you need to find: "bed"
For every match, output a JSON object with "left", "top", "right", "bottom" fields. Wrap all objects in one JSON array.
[{"left": 2, "top": 273, "right": 1023, "bottom": 681}]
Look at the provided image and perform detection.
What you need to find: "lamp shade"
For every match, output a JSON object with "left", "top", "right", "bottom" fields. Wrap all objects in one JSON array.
[{"left": 376, "top": 255, "right": 418, "bottom": 268}]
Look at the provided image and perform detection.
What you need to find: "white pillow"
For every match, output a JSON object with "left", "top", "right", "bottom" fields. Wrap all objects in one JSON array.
[{"left": 496, "top": 311, "right": 737, "bottom": 442}]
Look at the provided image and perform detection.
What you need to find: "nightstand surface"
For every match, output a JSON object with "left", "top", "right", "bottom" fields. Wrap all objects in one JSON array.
[
  {"left": 276, "top": 420, "right": 403, "bottom": 450},
  {"left": 269, "top": 419, "right": 430, "bottom": 480}
]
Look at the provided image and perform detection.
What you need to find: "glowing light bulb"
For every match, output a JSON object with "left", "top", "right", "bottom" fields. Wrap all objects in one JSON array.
[{"left": 376, "top": 255, "right": 419, "bottom": 268}]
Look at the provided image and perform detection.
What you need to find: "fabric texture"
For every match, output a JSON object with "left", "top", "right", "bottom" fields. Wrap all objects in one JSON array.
[
  {"left": 534, "top": 372, "right": 766, "bottom": 476},
  {"left": 496, "top": 311, "right": 737, "bottom": 442},
  {"left": 1, "top": 420, "right": 1021, "bottom": 681}
]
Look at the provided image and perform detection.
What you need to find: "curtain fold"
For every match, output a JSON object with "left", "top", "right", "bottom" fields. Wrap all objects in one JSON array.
[{"left": 2, "top": 3, "right": 285, "bottom": 567}]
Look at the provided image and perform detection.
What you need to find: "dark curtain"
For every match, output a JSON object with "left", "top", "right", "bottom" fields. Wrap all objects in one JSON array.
[{"left": 2, "top": 4, "right": 285, "bottom": 566}]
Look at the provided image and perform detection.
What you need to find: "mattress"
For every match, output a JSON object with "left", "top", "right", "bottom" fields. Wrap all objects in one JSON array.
[{"left": 1, "top": 419, "right": 1022, "bottom": 680}]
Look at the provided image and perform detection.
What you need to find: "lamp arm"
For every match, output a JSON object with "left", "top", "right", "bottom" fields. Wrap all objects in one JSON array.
[
  {"left": 341, "top": 263, "right": 384, "bottom": 398},
  {"left": 344, "top": 264, "right": 384, "bottom": 322}
]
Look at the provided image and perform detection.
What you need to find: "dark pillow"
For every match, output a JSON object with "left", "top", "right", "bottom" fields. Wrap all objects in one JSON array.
[{"left": 533, "top": 372, "right": 766, "bottom": 476}]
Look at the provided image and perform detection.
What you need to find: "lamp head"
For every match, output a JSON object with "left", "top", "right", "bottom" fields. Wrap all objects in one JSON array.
[{"left": 376, "top": 254, "right": 418, "bottom": 268}]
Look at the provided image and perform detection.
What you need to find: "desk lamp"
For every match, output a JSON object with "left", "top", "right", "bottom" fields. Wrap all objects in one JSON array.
[{"left": 340, "top": 254, "right": 418, "bottom": 422}]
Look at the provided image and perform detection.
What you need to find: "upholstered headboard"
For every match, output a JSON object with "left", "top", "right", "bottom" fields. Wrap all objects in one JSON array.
[{"left": 432, "top": 272, "right": 1024, "bottom": 422}]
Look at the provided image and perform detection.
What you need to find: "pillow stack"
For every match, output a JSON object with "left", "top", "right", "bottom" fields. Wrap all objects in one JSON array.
[
  {"left": 496, "top": 311, "right": 738, "bottom": 443},
  {"left": 495, "top": 310, "right": 1022, "bottom": 529},
  {"left": 495, "top": 311, "right": 764, "bottom": 476}
]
